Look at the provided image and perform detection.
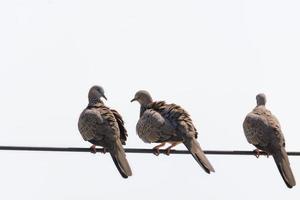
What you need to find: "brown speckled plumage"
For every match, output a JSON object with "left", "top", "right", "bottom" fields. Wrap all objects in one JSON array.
[
  {"left": 78, "top": 86, "right": 132, "bottom": 178},
  {"left": 111, "top": 108, "right": 128, "bottom": 145},
  {"left": 132, "top": 90, "right": 215, "bottom": 173},
  {"left": 243, "top": 93, "right": 295, "bottom": 188},
  {"left": 149, "top": 101, "right": 198, "bottom": 137}
]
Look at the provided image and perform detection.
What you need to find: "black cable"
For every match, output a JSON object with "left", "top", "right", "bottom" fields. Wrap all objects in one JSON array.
[{"left": 0, "top": 146, "right": 299, "bottom": 156}]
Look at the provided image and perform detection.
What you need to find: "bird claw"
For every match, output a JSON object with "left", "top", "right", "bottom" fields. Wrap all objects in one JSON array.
[
  {"left": 165, "top": 148, "right": 171, "bottom": 156},
  {"left": 153, "top": 148, "right": 160, "bottom": 156},
  {"left": 90, "top": 146, "right": 107, "bottom": 154},
  {"left": 164, "top": 142, "right": 179, "bottom": 156},
  {"left": 90, "top": 145, "right": 97, "bottom": 154},
  {"left": 254, "top": 149, "right": 261, "bottom": 158},
  {"left": 152, "top": 142, "right": 166, "bottom": 156},
  {"left": 253, "top": 149, "right": 269, "bottom": 158}
]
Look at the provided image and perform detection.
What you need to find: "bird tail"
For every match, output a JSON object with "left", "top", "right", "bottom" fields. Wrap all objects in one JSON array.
[
  {"left": 109, "top": 140, "right": 132, "bottom": 179},
  {"left": 273, "top": 148, "right": 296, "bottom": 188},
  {"left": 183, "top": 137, "right": 215, "bottom": 173}
]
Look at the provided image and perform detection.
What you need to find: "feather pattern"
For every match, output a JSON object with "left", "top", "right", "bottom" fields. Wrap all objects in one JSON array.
[
  {"left": 133, "top": 90, "right": 214, "bottom": 174},
  {"left": 243, "top": 94, "right": 295, "bottom": 188},
  {"left": 78, "top": 86, "right": 132, "bottom": 178}
]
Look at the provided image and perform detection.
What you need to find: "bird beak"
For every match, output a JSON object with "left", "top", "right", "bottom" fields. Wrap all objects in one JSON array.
[
  {"left": 103, "top": 95, "right": 107, "bottom": 100},
  {"left": 130, "top": 98, "right": 136, "bottom": 102}
]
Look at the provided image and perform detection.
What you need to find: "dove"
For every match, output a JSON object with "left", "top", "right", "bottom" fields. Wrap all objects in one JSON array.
[
  {"left": 78, "top": 85, "right": 132, "bottom": 178},
  {"left": 131, "top": 90, "right": 215, "bottom": 174},
  {"left": 243, "top": 93, "right": 296, "bottom": 188}
]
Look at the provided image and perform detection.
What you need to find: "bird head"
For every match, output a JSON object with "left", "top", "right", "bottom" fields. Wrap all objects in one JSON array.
[
  {"left": 88, "top": 85, "right": 107, "bottom": 104},
  {"left": 256, "top": 93, "right": 266, "bottom": 106},
  {"left": 131, "top": 90, "right": 153, "bottom": 106}
]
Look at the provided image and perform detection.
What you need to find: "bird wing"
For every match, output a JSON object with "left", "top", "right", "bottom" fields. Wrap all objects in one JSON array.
[
  {"left": 149, "top": 101, "right": 214, "bottom": 173},
  {"left": 137, "top": 108, "right": 176, "bottom": 143},
  {"left": 150, "top": 101, "right": 197, "bottom": 138},
  {"left": 111, "top": 109, "right": 128, "bottom": 145},
  {"left": 99, "top": 107, "right": 132, "bottom": 178},
  {"left": 97, "top": 105, "right": 121, "bottom": 140}
]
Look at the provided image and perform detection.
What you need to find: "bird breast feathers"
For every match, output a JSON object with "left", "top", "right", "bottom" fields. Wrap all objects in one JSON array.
[{"left": 78, "top": 109, "right": 104, "bottom": 141}]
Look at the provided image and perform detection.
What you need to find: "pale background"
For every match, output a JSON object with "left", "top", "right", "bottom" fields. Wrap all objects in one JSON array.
[{"left": 0, "top": 0, "right": 300, "bottom": 199}]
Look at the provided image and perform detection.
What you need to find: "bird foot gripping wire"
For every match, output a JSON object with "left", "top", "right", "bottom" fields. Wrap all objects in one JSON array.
[
  {"left": 90, "top": 145, "right": 97, "bottom": 154},
  {"left": 89, "top": 145, "right": 107, "bottom": 154},
  {"left": 164, "top": 142, "right": 180, "bottom": 156},
  {"left": 152, "top": 142, "right": 166, "bottom": 156},
  {"left": 152, "top": 142, "right": 180, "bottom": 156},
  {"left": 152, "top": 147, "right": 171, "bottom": 156},
  {"left": 253, "top": 149, "right": 269, "bottom": 158}
]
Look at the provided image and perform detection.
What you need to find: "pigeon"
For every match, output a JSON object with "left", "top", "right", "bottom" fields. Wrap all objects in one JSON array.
[
  {"left": 131, "top": 90, "right": 215, "bottom": 174},
  {"left": 243, "top": 93, "right": 296, "bottom": 188},
  {"left": 78, "top": 85, "right": 132, "bottom": 178}
]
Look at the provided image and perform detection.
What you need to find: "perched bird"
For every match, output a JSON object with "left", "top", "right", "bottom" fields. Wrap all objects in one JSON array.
[
  {"left": 78, "top": 85, "right": 132, "bottom": 178},
  {"left": 243, "top": 93, "right": 296, "bottom": 188},
  {"left": 131, "top": 90, "right": 215, "bottom": 174}
]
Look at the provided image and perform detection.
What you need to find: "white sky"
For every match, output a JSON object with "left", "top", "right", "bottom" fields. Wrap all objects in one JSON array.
[{"left": 0, "top": 0, "right": 300, "bottom": 199}]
